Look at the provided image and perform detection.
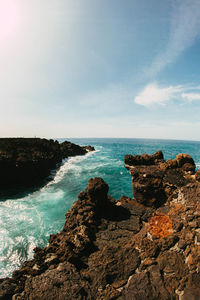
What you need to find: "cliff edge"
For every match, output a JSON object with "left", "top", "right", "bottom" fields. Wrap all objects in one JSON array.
[
  {"left": 0, "top": 138, "right": 95, "bottom": 193},
  {"left": 0, "top": 151, "right": 200, "bottom": 299}
]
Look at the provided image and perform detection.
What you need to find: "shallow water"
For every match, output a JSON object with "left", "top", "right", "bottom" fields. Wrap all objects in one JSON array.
[{"left": 1, "top": 138, "right": 200, "bottom": 277}]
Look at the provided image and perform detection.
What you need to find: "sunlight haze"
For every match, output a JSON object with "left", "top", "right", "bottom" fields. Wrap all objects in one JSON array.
[{"left": 1, "top": 0, "right": 200, "bottom": 140}]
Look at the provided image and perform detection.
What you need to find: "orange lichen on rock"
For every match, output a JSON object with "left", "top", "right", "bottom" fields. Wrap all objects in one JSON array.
[{"left": 148, "top": 213, "right": 173, "bottom": 238}]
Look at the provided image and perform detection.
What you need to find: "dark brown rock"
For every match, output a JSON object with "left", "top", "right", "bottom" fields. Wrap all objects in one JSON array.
[
  {"left": 0, "top": 138, "right": 95, "bottom": 194},
  {"left": 124, "top": 150, "right": 164, "bottom": 166},
  {"left": 182, "top": 288, "right": 200, "bottom": 300},
  {"left": 122, "top": 267, "right": 170, "bottom": 300},
  {"left": 1, "top": 151, "right": 200, "bottom": 300},
  {"left": 86, "top": 246, "right": 140, "bottom": 290},
  {"left": 175, "top": 153, "right": 195, "bottom": 168},
  {"left": 183, "top": 273, "right": 200, "bottom": 300},
  {"left": 195, "top": 169, "right": 200, "bottom": 181},
  {"left": 86, "top": 177, "right": 109, "bottom": 205},
  {"left": 131, "top": 165, "right": 166, "bottom": 207},
  {"left": 82, "top": 145, "right": 95, "bottom": 152},
  {"left": 0, "top": 278, "right": 17, "bottom": 300},
  {"left": 60, "top": 140, "right": 87, "bottom": 157},
  {"left": 157, "top": 251, "right": 187, "bottom": 278},
  {"left": 125, "top": 151, "right": 196, "bottom": 207},
  {"left": 21, "top": 262, "right": 90, "bottom": 300}
]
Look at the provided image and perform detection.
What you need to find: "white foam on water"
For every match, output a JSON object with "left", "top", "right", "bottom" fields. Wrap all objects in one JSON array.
[
  {"left": 0, "top": 178, "right": 70, "bottom": 277},
  {"left": 45, "top": 150, "right": 99, "bottom": 187},
  {"left": 196, "top": 163, "right": 200, "bottom": 170},
  {"left": 0, "top": 146, "right": 122, "bottom": 277}
]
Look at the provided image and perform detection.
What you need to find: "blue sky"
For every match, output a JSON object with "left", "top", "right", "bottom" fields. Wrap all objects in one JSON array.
[{"left": 1, "top": 0, "right": 200, "bottom": 140}]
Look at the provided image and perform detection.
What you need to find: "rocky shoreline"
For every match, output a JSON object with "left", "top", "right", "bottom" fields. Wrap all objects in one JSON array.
[
  {"left": 1, "top": 150, "right": 200, "bottom": 299},
  {"left": 0, "top": 138, "right": 94, "bottom": 194}
]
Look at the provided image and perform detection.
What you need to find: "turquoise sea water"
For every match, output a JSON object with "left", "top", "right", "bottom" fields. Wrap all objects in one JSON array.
[{"left": 1, "top": 138, "right": 200, "bottom": 277}]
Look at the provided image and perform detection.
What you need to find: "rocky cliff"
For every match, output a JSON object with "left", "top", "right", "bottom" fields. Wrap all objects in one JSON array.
[
  {"left": 0, "top": 151, "right": 200, "bottom": 300},
  {"left": 0, "top": 138, "right": 95, "bottom": 193}
]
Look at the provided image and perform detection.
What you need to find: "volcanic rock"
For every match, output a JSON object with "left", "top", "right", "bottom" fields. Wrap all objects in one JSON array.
[
  {"left": 0, "top": 151, "right": 200, "bottom": 299},
  {"left": 82, "top": 145, "right": 95, "bottom": 152},
  {"left": 125, "top": 150, "right": 196, "bottom": 207},
  {"left": 0, "top": 138, "right": 95, "bottom": 193}
]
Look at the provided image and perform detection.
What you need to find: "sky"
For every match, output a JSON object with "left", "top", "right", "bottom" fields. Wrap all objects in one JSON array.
[{"left": 1, "top": 0, "right": 200, "bottom": 140}]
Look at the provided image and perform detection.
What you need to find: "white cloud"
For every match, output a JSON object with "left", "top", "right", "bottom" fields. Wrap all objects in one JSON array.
[
  {"left": 181, "top": 93, "right": 200, "bottom": 101},
  {"left": 134, "top": 82, "right": 200, "bottom": 107},
  {"left": 134, "top": 83, "right": 182, "bottom": 107},
  {"left": 148, "top": 0, "right": 200, "bottom": 76}
]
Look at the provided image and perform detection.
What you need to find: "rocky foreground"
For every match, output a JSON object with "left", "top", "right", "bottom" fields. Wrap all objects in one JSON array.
[
  {"left": 0, "top": 138, "right": 94, "bottom": 192},
  {"left": 1, "top": 151, "right": 200, "bottom": 299}
]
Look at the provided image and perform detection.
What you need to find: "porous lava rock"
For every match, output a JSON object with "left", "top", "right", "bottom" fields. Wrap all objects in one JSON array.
[
  {"left": 124, "top": 150, "right": 164, "bottom": 166},
  {"left": 0, "top": 138, "right": 94, "bottom": 193},
  {"left": 0, "top": 151, "right": 200, "bottom": 300},
  {"left": 125, "top": 150, "right": 196, "bottom": 207},
  {"left": 82, "top": 145, "right": 95, "bottom": 152}
]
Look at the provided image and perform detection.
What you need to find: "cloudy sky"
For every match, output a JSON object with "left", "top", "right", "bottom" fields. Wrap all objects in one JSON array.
[{"left": 1, "top": 0, "right": 200, "bottom": 140}]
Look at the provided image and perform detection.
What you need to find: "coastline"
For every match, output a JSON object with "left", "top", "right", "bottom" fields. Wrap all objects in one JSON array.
[
  {"left": 1, "top": 150, "right": 200, "bottom": 299},
  {"left": 0, "top": 138, "right": 95, "bottom": 195}
]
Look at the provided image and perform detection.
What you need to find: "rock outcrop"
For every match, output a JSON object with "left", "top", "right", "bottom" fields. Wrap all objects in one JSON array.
[
  {"left": 0, "top": 151, "right": 200, "bottom": 299},
  {"left": 124, "top": 150, "right": 195, "bottom": 207},
  {"left": 0, "top": 138, "right": 94, "bottom": 193}
]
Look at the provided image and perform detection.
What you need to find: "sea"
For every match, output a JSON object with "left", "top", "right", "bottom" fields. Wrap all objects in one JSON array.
[{"left": 1, "top": 138, "right": 200, "bottom": 277}]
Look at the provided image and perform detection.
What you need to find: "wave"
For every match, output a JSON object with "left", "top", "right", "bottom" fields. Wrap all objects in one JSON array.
[
  {"left": 45, "top": 150, "right": 99, "bottom": 188},
  {"left": 196, "top": 163, "right": 200, "bottom": 170},
  {"left": 2, "top": 139, "right": 200, "bottom": 279}
]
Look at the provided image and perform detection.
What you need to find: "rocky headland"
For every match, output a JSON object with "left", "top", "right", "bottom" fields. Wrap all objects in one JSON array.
[
  {"left": 0, "top": 138, "right": 95, "bottom": 193},
  {"left": 1, "top": 150, "right": 200, "bottom": 299}
]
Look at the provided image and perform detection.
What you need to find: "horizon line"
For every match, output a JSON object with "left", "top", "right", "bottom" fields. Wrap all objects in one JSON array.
[{"left": 1, "top": 136, "right": 200, "bottom": 143}]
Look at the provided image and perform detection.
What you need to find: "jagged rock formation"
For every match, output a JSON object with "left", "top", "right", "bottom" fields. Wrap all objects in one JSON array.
[
  {"left": 0, "top": 138, "right": 94, "bottom": 192},
  {"left": 0, "top": 151, "right": 200, "bottom": 299},
  {"left": 124, "top": 150, "right": 195, "bottom": 207}
]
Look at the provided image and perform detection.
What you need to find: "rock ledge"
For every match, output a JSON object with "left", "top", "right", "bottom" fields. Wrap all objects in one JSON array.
[
  {"left": 0, "top": 138, "right": 95, "bottom": 193},
  {"left": 0, "top": 151, "right": 200, "bottom": 300}
]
